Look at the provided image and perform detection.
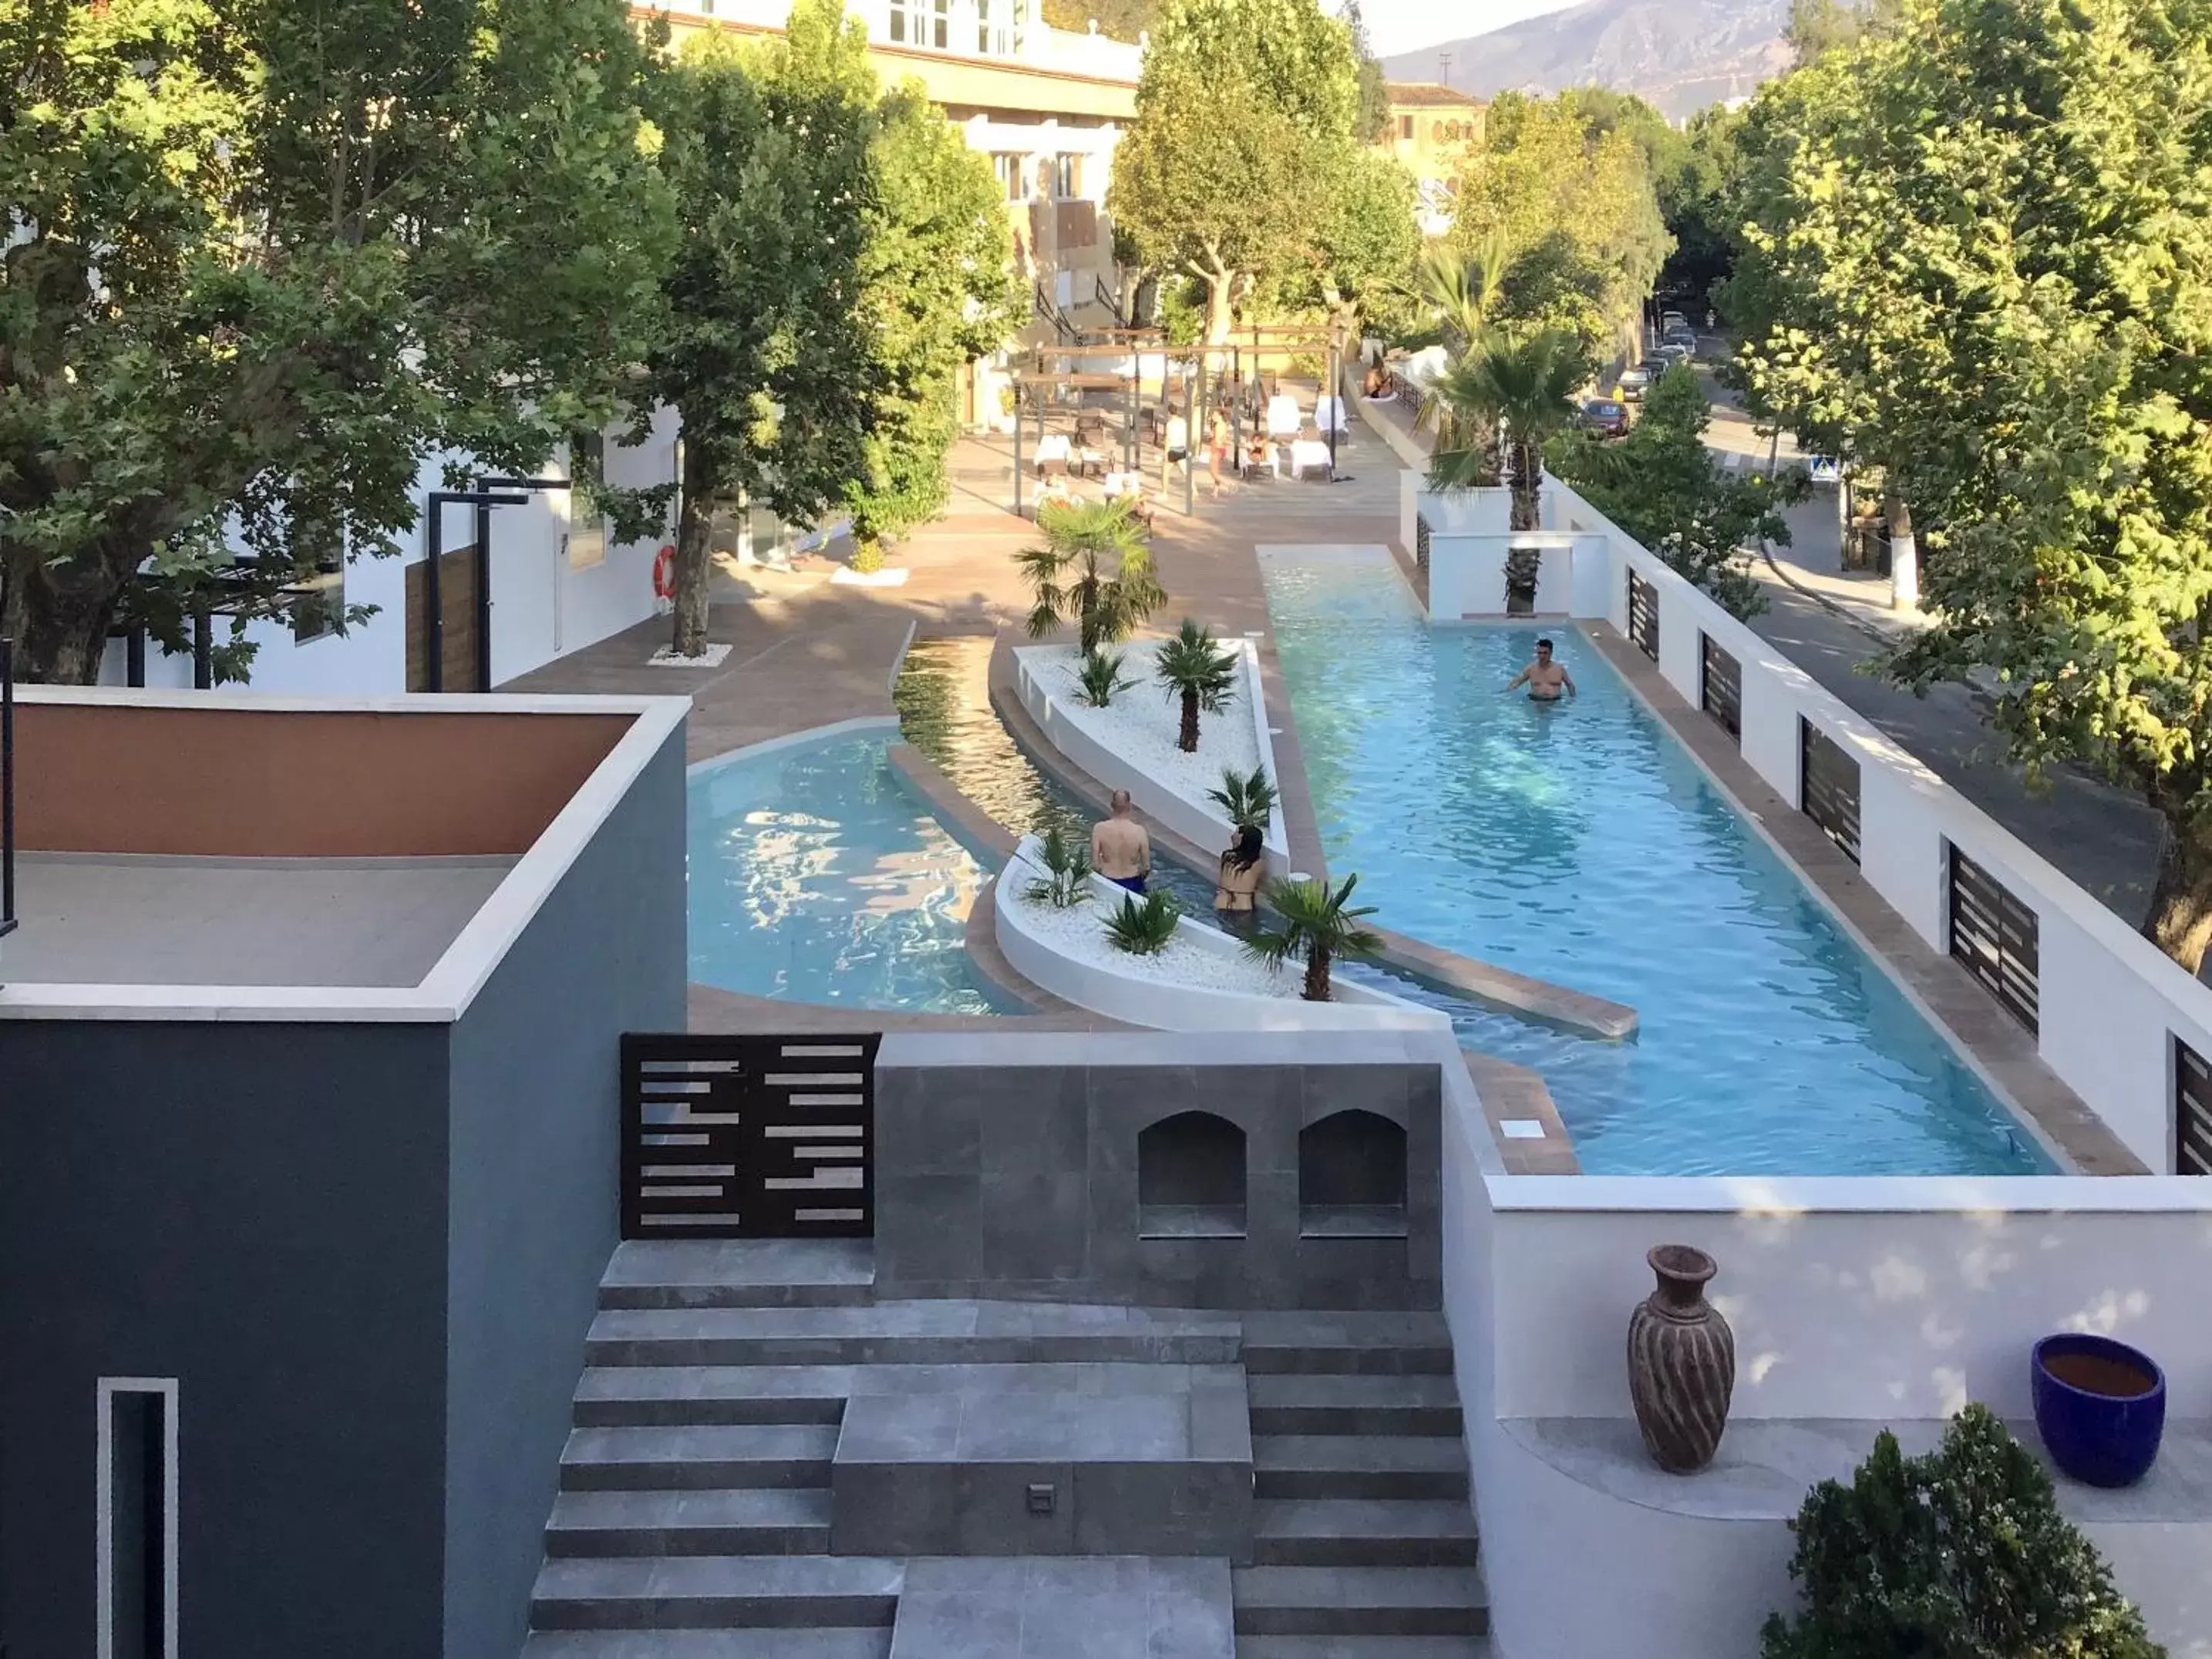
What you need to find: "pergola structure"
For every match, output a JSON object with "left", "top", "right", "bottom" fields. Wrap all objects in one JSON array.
[{"left": 1008, "top": 323, "right": 1355, "bottom": 517}]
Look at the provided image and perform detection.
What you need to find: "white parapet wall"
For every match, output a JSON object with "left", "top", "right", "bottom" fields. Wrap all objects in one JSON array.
[
  {"left": 1013, "top": 638, "right": 1291, "bottom": 873},
  {"left": 994, "top": 836, "right": 1447, "bottom": 1033}
]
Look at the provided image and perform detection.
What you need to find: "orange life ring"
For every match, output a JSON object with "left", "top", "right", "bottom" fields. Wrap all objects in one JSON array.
[{"left": 651, "top": 544, "right": 677, "bottom": 600}]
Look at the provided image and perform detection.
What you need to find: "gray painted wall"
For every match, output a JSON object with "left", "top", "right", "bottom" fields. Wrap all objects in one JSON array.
[
  {"left": 442, "top": 722, "right": 687, "bottom": 1659},
  {"left": 0, "top": 1019, "right": 453, "bottom": 1659},
  {"left": 874, "top": 1057, "right": 1442, "bottom": 1309}
]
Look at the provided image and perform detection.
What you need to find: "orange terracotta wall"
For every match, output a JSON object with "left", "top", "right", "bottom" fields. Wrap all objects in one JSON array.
[{"left": 14, "top": 705, "right": 631, "bottom": 858}]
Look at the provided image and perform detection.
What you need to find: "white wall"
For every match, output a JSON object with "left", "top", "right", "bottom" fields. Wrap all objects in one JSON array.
[{"left": 1546, "top": 473, "right": 2212, "bottom": 1174}]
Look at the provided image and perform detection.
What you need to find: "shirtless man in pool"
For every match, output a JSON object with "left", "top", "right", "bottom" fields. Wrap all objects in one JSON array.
[
  {"left": 1506, "top": 638, "right": 1577, "bottom": 702},
  {"left": 1092, "top": 789, "right": 1153, "bottom": 893}
]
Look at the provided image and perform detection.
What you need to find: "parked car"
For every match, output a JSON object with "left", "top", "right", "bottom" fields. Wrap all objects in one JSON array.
[
  {"left": 1659, "top": 309, "right": 1688, "bottom": 335},
  {"left": 1618, "top": 361, "right": 1660, "bottom": 400},
  {"left": 1578, "top": 398, "right": 1629, "bottom": 437},
  {"left": 1662, "top": 325, "right": 1699, "bottom": 356},
  {"left": 1656, "top": 341, "right": 1693, "bottom": 368}
]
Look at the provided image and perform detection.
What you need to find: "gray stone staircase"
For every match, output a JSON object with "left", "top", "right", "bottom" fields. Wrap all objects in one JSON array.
[
  {"left": 523, "top": 1242, "right": 899, "bottom": 1658},
  {"left": 1234, "top": 1313, "right": 1489, "bottom": 1659}
]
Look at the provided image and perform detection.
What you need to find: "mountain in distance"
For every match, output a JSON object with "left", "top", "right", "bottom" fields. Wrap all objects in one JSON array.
[{"left": 1382, "top": 0, "right": 1795, "bottom": 122}]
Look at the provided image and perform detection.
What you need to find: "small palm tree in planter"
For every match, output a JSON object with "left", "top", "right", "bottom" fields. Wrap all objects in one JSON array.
[
  {"left": 1076, "top": 648, "right": 1136, "bottom": 708},
  {"left": 1207, "top": 765, "right": 1279, "bottom": 833},
  {"left": 1015, "top": 497, "right": 1166, "bottom": 655},
  {"left": 1023, "top": 825, "right": 1094, "bottom": 910},
  {"left": 1153, "top": 618, "right": 1238, "bottom": 753},
  {"left": 1103, "top": 889, "right": 1181, "bottom": 955},
  {"left": 1246, "top": 873, "right": 1385, "bottom": 1001}
]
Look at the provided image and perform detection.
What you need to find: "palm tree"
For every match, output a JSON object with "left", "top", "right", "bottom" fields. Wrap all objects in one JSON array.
[
  {"left": 1153, "top": 617, "right": 1237, "bottom": 753},
  {"left": 1246, "top": 873, "right": 1385, "bottom": 1003},
  {"left": 1425, "top": 328, "right": 1589, "bottom": 531},
  {"left": 1015, "top": 498, "right": 1167, "bottom": 655},
  {"left": 1207, "top": 765, "right": 1279, "bottom": 832},
  {"left": 1406, "top": 240, "right": 1513, "bottom": 486}
]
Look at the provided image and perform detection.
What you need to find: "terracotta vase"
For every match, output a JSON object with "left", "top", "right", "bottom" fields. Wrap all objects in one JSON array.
[{"left": 1626, "top": 1243, "right": 1736, "bottom": 1474}]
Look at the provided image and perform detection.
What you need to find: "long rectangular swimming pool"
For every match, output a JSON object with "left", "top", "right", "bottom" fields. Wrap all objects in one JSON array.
[{"left": 1261, "top": 546, "right": 2052, "bottom": 1176}]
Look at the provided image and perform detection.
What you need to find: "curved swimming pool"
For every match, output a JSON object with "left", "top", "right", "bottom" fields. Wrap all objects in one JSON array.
[
  {"left": 688, "top": 729, "right": 1019, "bottom": 1016},
  {"left": 1261, "top": 546, "right": 2050, "bottom": 1176}
]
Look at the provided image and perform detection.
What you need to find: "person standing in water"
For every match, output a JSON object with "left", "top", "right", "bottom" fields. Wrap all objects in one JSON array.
[
  {"left": 1506, "top": 638, "right": 1577, "bottom": 702},
  {"left": 1092, "top": 789, "right": 1153, "bottom": 893},
  {"left": 1213, "top": 823, "right": 1265, "bottom": 933}
]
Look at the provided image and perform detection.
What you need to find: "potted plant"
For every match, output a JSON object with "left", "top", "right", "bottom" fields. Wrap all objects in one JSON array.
[
  {"left": 1763, "top": 1405, "right": 2163, "bottom": 1659},
  {"left": 1245, "top": 873, "right": 1384, "bottom": 1001},
  {"left": 1207, "top": 765, "right": 1278, "bottom": 833},
  {"left": 2032, "top": 1333, "right": 2167, "bottom": 1488},
  {"left": 1153, "top": 617, "right": 1237, "bottom": 752}
]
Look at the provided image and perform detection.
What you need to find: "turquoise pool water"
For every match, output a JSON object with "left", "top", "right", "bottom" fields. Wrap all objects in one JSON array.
[
  {"left": 1261, "top": 547, "right": 2051, "bottom": 1176},
  {"left": 688, "top": 732, "right": 1017, "bottom": 1015}
]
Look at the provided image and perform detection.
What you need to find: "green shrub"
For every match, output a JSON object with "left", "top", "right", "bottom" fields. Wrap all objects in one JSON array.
[
  {"left": 1207, "top": 765, "right": 1279, "bottom": 832},
  {"left": 849, "top": 537, "right": 885, "bottom": 574},
  {"left": 1103, "top": 889, "right": 1180, "bottom": 956},
  {"left": 1076, "top": 648, "right": 1136, "bottom": 708},
  {"left": 1023, "top": 824, "right": 1093, "bottom": 910},
  {"left": 1762, "top": 1403, "right": 2163, "bottom": 1659}
]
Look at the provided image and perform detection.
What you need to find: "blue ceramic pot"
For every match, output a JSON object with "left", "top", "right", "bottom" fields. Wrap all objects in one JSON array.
[{"left": 2032, "top": 1334, "right": 2166, "bottom": 1488}]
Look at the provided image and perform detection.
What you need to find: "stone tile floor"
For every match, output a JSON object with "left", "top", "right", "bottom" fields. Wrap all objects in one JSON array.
[{"left": 887, "top": 1556, "right": 1234, "bottom": 1659}]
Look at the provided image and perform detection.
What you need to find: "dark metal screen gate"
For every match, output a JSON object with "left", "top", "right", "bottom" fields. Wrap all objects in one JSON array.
[
  {"left": 1948, "top": 846, "right": 2039, "bottom": 1035},
  {"left": 1700, "top": 633, "right": 1741, "bottom": 742},
  {"left": 1800, "top": 718, "right": 1862, "bottom": 865},
  {"left": 1627, "top": 571, "right": 1659, "bottom": 660},
  {"left": 2176, "top": 1036, "right": 2212, "bottom": 1176},
  {"left": 621, "top": 1033, "right": 878, "bottom": 1238}
]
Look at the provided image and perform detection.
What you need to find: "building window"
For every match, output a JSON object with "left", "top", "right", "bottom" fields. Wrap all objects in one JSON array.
[
  {"left": 98, "top": 1378, "right": 178, "bottom": 1659},
  {"left": 995, "top": 153, "right": 1026, "bottom": 201},
  {"left": 567, "top": 431, "right": 608, "bottom": 570},
  {"left": 289, "top": 514, "right": 345, "bottom": 644},
  {"left": 1399, "top": 113, "right": 1413, "bottom": 140},
  {"left": 978, "top": 0, "right": 1018, "bottom": 52},
  {"left": 888, "top": 0, "right": 948, "bottom": 49},
  {"left": 1051, "top": 152, "right": 1081, "bottom": 200}
]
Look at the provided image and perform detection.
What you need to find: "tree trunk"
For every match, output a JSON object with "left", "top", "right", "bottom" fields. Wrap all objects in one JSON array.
[
  {"left": 2145, "top": 815, "right": 2212, "bottom": 974},
  {"left": 1303, "top": 943, "right": 1332, "bottom": 1002},
  {"left": 1, "top": 544, "right": 130, "bottom": 684},
  {"left": 1180, "top": 687, "right": 1200, "bottom": 752},
  {"left": 1884, "top": 489, "right": 1918, "bottom": 611},
  {"left": 1204, "top": 271, "right": 1236, "bottom": 345},
  {"left": 671, "top": 443, "right": 716, "bottom": 660}
]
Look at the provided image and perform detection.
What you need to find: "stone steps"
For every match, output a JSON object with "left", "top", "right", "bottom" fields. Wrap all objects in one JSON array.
[
  {"left": 596, "top": 1240, "right": 877, "bottom": 1310},
  {"left": 1235, "top": 1637, "right": 1490, "bottom": 1658},
  {"left": 1252, "top": 1499, "right": 1479, "bottom": 1567},
  {"left": 1231, "top": 1566, "right": 1489, "bottom": 1637},
  {"left": 1240, "top": 1314, "right": 1454, "bottom": 1377},
  {"left": 558, "top": 1424, "right": 839, "bottom": 1492},
  {"left": 1246, "top": 1373, "right": 1464, "bottom": 1438},
  {"left": 584, "top": 1302, "right": 1242, "bottom": 1368},
  {"left": 523, "top": 1632, "right": 891, "bottom": 1659},
  {"left": 529, "top": 1554, "right": 903, "bottom": 1631},
  {"left": 574, "top": 1365, "right": 853, "bottom": 1427},
  {"left": 1251, "top": 1435, "right": 1468, "bottom": 1502},
  {"left": 546, "top": 1487, "right": 832, "bottom": 1557}
]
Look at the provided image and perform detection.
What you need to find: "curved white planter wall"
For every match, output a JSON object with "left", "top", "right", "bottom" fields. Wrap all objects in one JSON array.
[
  {"left": 1013, "top": 641, "right": 1291, "bottom": 874},
  {"left": 993, "top": 840, "right": 1446, "bottom": 1035}
]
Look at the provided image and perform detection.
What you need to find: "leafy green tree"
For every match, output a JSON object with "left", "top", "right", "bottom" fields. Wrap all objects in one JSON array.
[
  {"left": 1340, "top": 0, "right": 1393, "bottom": 144},
  {"left": 1763, "top": 1405, "right": 2163, "bottom": 1659},
  {"left": 1107, "top": 0, "right": 1361, "bottom": 341},
  {"left": 1729, "top": 0, "right": 2212, "bottom": 970},
  {"left": 0, "top": 0, "right": 675, "bottom": 682},
  {"left": 1284, "top": 143, "right": 1420, "bottom": 336},
  {"left": 645, "top": 0, "right": 880, "bottom": 658},
  {"left": 1449, "top": 93, "right": 1671, "bottom": 360},
  {"left": 1015, "top": 497, "right": 1165, "bottom": 652},
  {"left": 1784, "top": 0, "right": 1902, "bottom": 59},
  {"left": 1041, "top": 0, "right": 1160, "bottom": 40},
  {"left": 1655, "top": 105, "right": 1746, "bottom": 309},
  {"left": 1547, "top": 366, "right": 1804, "bottom": 618},
  {"left": 843, "top": 86, "right": 1018, "bottom": 568}
]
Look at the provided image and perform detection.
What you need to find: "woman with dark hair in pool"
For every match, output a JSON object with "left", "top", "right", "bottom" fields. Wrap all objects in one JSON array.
[{"left": 1214, "top": 823, "right": 1265, "bottom": 933}]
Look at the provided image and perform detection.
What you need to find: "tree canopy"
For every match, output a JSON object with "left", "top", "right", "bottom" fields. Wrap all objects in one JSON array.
[
  {"left": 1108, "top": 0, "right": 1404, "bottom": 341},
  {"left": 1729, "top": 0, "right": 2212, "bottom": 968},
  {"left": 1, "top": 0, "right": 675, "bottom": 681}
]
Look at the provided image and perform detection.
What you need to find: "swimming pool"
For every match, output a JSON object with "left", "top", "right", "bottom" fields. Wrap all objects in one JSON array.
[
  {"left": 688, "top": 729, "right": 1018, "bottom": 1015},
  {"left": 1261, "top": 547, "right": 2051, "bottom": 1176}
]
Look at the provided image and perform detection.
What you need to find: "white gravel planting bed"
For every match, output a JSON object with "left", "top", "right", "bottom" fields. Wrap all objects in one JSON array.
[
  {"left": 1019, "top": 639, "right": 1267, "bottom": 806},
  {"left": 1003, "top": 868, "right": 1299, "bottom": 1001}
]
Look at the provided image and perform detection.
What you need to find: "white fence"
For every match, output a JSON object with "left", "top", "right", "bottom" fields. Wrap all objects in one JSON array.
[{"left": 1474, "top": 473, "right": 2212, "bottom": 1176}]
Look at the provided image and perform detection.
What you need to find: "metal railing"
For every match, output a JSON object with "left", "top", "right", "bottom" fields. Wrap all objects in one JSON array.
[
  {"left": 1032, "top": 282, "right": 1079, "bottom": 345},
  {"left": 2, "top": 636, "right": 15, "bottom": 940},
  {"left": 1093, "top": 273, "right": 1125, "bottom": 327}
]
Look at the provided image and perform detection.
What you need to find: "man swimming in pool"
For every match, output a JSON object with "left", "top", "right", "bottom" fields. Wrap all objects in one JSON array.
[{"left": 1506, "top": 638, "right": 1577, "bottom": 702}]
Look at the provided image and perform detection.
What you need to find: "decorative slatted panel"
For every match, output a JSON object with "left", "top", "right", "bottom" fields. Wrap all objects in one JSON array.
[
  {"left": 1415, "top": 512, "right": 1432, "bottom": 575},
  {"left": 621, "top": 1033, "right": 878, "bottom": 1239},
  {"left": 2176, "top": 1036, "right": 2212, "bottom": 1176},
  {"left": 1627, "top": 570, "right": 1659, "bottom": 660},
  {"left": 1948, "top": 845, "right": 2039, "bottom": 1036},
  {"left": 1799, "top": 718, "right": 1862, "bottom": 866},
  {"left": 1700, "top": 633, "right": 1741, "bottom": 742}
]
